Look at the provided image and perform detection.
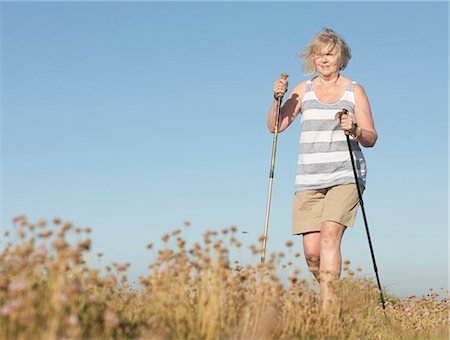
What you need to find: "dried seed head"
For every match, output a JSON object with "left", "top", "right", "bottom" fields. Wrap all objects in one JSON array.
[
  {"left": 85, "top": 227, "right": 92, "bottom": 234},
  {"left": 13, "top": 215, "right": 27, "bottom": 224},
  {"left": 53, "top": 218, "right": 62, "bottom": 225},
  {"left": 78, "top": 239, "right": 91, "bottom": 251},
  {"left": 172, "top": 229, "right": 181, "bottom": 236},
  {"left": 285, "top": 240, "right": 294, "bottom": 247},
  {"left": 230, "top": 226, "right": 237, "bottom": 233},
  {"left": 39, "top": 230, "right": 53, "bottom": 238},
  {"left": 343, "top": 260, "right": 351, "bottom": 265},
  {"left": 146, "top": 243, "right": 153, "bottom": 250},
  {"left": 183, "top": 220, "right": 191, "bottom": 227},
  {"left": 62, "top": 223, "right": 72, "bottom": 232},
  {"left": 52, "top": 237, "right": 67, "bottom": 251},
  {"left": 161, "top": 234, "right": 170, "bottom": 242}
]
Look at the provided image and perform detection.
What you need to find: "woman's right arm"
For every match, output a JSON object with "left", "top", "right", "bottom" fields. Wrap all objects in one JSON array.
[{"left": 267, "top": 80, "right": 305, "bottom": 133}]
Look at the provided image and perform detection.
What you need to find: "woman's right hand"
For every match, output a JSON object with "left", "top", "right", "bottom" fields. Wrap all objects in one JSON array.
[{"left": 273, "top": 78, "right": 289, "bottom": 98}]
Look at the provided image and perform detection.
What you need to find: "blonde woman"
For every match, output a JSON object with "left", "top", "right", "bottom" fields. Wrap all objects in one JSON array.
[{"left": 267, "top": 28, "right": 377, "bottom": 312}]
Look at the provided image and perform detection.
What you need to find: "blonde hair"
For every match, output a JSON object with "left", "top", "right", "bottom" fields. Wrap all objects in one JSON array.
[{"left": 299, "top": 28, "right": 352, "bottom": 76}]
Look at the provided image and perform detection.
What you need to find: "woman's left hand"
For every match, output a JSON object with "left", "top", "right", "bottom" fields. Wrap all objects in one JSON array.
[{"left": 339, "top": 114, "right": 354, "bottom": 132}]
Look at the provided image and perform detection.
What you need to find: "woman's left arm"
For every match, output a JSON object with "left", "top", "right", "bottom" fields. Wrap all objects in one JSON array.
[{"left": 353, "top": 84, "right": 378, "bottom": 147}]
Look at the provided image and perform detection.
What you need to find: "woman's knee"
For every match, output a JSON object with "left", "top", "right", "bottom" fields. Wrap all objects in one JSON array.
[
  {"left": 320, "top": 221, "right": 345, "bottom": 249},
  {"left": 303, "top": 231, "right": 321, "bottom": 257}
]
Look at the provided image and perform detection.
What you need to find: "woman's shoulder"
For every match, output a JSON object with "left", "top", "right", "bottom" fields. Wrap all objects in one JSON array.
[
  {"left": 339, "top": 75, "right": 356, "bottom": 85},
  {"left": 291, "top": 79, "right": 309, "bottom": 96}
]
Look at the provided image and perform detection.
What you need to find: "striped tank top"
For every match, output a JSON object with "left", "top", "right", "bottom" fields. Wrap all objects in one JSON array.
[{"left": 295, "top": 79, "right": 367, "bottom": 192}]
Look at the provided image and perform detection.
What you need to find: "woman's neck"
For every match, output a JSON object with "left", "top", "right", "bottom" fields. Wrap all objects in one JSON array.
[{"left": 317, "top": 73, "right": 341, "bottom": 85}]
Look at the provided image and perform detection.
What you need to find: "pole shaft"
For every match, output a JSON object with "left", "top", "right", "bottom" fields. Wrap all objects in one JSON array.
[
  {"left": 346, "top": 135, "right": 386, "bottom": 309},
  {"left": 261, "top": 96, "right": 282, "bottom": 263}
]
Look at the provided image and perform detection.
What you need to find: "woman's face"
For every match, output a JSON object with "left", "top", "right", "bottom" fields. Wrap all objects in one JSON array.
[{"left": 314, "top": 44, "right": 342, "bottom": 77}]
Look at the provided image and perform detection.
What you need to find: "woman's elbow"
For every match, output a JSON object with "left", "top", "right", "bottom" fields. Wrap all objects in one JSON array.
[{"left": 364, "top": 132, "right": 378, "bottom": 148}]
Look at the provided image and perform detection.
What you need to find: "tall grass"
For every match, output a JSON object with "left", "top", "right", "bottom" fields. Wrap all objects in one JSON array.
[{"left": 0, "top": 216, "right": 448, "bottom": 339}]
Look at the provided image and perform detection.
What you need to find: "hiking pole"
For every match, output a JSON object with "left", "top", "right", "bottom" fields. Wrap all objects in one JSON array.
[
  {"left": 261, "top": 73, "right": 288, "bottom": 264},
  {"left": 335, "top": 108, "right": 386, "bottom": 310}
]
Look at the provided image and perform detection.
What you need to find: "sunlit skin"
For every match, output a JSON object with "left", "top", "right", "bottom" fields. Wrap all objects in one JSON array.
[{"left": 267, "top": 43, "right": 378, "bottom": 313}]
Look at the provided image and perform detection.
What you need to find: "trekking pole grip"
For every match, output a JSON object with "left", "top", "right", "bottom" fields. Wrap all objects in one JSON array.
[
  {"left": 274, "top": 73, "right": 289, "bottom": 99},
  {"left": 335, "top": 108, "right": 351, "bottom": 136}
]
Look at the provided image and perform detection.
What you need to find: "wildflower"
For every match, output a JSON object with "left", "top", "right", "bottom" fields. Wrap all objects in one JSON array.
[
  {"left": 183, "top": 220, "right": 191, "bottom": 227},
  {"left": 17, "top": 227, "right": 25, "bottom": 239},
  {"left": 8, "top": 278, "right": 26, "bottom": 295},
  {"left": 161, "top": 234, "right": 170, "bottom": 242},
  {"left": 53, "top": 218, "right": 62, "bottom": 225},
  {"left": 343, "top": 260, "right": 351, "bottom": 265},
  {"left": 57, "top": 293, "right": 68, "bottom": 304},
  {"left": 9, "top": 299, "right": 22, "bottom": 310},
  {"left": 35, "top": 244, "right": 48, "bottom": 257},
  {"left": 285, "top": 240, "right": 294, "bottom": 247},
  {"left": 104, "top": 310, "right": 120, "bottom": 328},
  {"left": 230, "top": 226, "right": 237, "bottom": 233},
  {"left": 85, "top": 226, "right": 92, "bottom": 233},
  {"left": 146, "top": 243, "right": 153, "bottom": 249},
  {"left": 1, "top": 305, "right": 11, "bottom": 316},
  {"left": 97, "top": 252, "right": 104, "bottom": 257},
  {"left": 68, "top": 314, "right": 79, "bottom": 326}
]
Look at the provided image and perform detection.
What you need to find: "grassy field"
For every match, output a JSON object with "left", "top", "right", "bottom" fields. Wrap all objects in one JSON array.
[{"left": 0, "top": 216, "right": 448, "bottom": 339}]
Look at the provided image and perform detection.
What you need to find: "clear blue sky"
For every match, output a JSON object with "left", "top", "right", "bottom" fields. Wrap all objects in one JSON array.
[{"left": 1, "top": 1, "right": 448, "bottom": 298}]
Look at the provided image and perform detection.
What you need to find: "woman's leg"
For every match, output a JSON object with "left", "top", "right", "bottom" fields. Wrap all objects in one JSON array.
[
  {"left": 319, "top": 220, "right": 346, "bottom": 311},
  {"left": 302, "top": 231, "right": 321, "bottom": 282}
]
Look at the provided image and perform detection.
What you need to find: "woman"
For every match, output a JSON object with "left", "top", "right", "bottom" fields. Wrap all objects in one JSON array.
[{"left": 267, "top": 28, "right": 377, "bottom": 312}]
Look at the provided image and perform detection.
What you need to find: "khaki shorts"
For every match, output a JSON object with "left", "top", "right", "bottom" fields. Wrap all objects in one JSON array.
[{"left": 292, "top": 183, "right": 364, "bottom": 235}]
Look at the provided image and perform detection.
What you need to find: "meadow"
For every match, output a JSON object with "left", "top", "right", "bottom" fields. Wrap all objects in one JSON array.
[{"left": 0, "top": 216, "right": 448, "bottom": 339}]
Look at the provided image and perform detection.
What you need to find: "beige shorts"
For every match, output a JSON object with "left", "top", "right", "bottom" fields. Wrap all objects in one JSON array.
[{"left": 292, "top": 183, "right": 364, "bottom": 235}]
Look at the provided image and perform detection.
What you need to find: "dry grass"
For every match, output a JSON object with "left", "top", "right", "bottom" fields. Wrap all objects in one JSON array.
[{"left": 0, "top": 216, "right": 448, "bottom": 339}]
